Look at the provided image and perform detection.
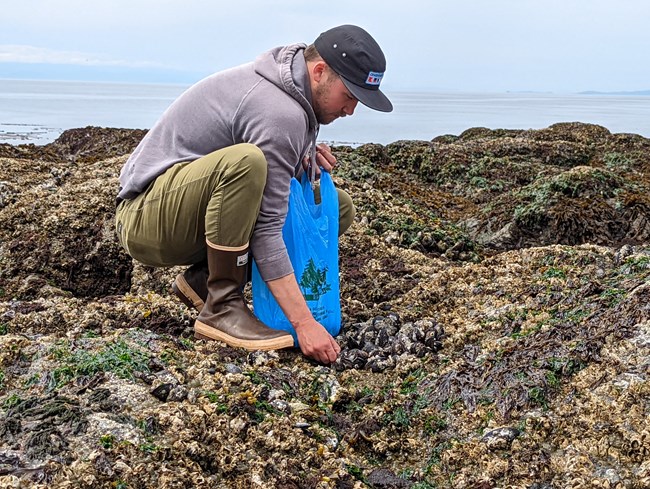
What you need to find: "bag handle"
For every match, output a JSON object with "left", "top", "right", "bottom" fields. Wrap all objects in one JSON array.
[{"left": 300, "top": 171, "right": 339, "bottom": 235}]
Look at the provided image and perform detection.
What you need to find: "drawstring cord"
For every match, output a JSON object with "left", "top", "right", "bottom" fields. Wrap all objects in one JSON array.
[{"left": 308, "top": 127, "right": 320, "bottom": 189}]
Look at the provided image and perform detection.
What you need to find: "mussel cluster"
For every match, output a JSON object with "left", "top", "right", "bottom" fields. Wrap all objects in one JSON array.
[{"left": 333, "top": 312, "right": 444, "bottom": 372}]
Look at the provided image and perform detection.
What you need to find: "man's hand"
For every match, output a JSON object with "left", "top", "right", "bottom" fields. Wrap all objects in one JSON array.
[
  {"left": 266, "top": 273, "right": 341, "bottom": 365},
  {"left": 293, "top": 318, "right": 341, "bottom": 364},
  {"left": 315, "top": 143, "right": 337, "bottom": 172},
  {"left": 302, "top": 143, "right": 337, "bottom": 176}
]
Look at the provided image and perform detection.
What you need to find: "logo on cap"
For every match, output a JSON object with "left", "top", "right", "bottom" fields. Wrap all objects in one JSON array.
[{"left": 365, "top": 71, "right": 383, "bottom": 86}]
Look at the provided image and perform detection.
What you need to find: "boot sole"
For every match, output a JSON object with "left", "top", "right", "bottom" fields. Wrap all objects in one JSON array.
[
  {"left": 194, "top": 320, "right": 294, "bottom": 351},
  {"left": 172, "top": 274, "right": 205, "bottom": 312}
]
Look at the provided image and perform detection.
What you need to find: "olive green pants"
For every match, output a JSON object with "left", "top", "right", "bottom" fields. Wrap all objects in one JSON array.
[{"left": 115, "top": 143, "right": 355, "bottom": 267}]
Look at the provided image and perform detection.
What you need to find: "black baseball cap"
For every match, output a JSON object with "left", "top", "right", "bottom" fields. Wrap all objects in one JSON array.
[{"left": 314, "top": 25, "right": 393, "bottom": 113}]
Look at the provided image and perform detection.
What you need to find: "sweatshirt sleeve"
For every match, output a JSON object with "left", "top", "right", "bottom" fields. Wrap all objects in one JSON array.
[{"left": 233, "top": 82, "right": 309, "bottom": 281}]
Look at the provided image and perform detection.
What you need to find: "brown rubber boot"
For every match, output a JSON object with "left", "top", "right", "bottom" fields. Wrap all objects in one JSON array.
[
  {"left": 194, "top": 242, "right": 294, "bottom": 351},
  {"left": 171, "top": 261, "right": 209, "bottom": 312},
  {"left": 172, "top": 260, "right": 253, "bottom": 312}
]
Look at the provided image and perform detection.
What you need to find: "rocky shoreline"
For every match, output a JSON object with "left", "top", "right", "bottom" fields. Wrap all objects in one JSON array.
[{"left": 1, "top": 123, "right": 649, "bottom": 488}]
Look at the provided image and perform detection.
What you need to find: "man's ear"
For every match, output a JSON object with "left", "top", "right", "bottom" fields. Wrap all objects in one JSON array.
[{"left": 311, "top": 61, "right": 327, "bottom": 83}]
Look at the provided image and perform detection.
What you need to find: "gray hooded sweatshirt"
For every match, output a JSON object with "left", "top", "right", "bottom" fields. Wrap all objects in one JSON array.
[{"left": 117, "top": 44, "right": 319, "bottom": 282}]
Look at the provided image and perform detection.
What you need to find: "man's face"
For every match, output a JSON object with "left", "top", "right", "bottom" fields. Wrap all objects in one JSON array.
[{"left": 312, "top": 68, "right": 359, "bottom": 125}]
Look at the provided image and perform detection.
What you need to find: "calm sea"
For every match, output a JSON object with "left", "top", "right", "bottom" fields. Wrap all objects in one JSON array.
[{"left": 1, "top": 78, "right": 650, "bottom": 146}]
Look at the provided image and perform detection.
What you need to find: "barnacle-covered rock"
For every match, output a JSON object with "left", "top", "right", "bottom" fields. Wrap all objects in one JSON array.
[
  {"left": 167, "top": 385, "right": 188, "bottom": 402},
  {"left": 150, "top": 383, "right": 173, "bottom": 402},
  {"left": 2, "top": 124, "right": 650, "bottom": 488},
  {"left": 482, "top": 426, "right": 521, "bottom": 450},
  {"left": 269, "top": 399, "right": 290, "bottom": 414},
  {"left": 224, "top": 363, "right": 242, "bottom": 374},
  {"left": 365, "top": 353, "right": 396, "bottom": 373}
]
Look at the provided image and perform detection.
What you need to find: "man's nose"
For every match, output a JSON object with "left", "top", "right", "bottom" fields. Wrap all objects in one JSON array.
[{"left": 344, "top": 99, "right": 358, "bottom": 116}]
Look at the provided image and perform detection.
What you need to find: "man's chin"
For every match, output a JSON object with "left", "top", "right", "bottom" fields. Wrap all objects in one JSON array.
[{"left": 318, "top": 116, "right": 339, "bottom": 125}]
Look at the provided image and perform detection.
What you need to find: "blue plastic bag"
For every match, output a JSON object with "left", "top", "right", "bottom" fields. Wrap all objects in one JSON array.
[{"left": 252, "top": 171, "right": 341, "bottom": 345}]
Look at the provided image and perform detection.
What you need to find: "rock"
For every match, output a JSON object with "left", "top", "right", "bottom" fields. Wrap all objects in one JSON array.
[
  {"left": 270, "top": 400, "right": 290, "bottom": 414},
  {"left": 247, "top": 350, "right": 279, "bottom": 366},
  {"left": 224, "top": 363, "right": 243, "bottom": 374},
  {"left": 482, "top": 427, "right": 521, "bottom": 450},
  {"left": 167, "top": 385, "right": 188, "bottom": 402},
  {"left": 150, "top": 383, "right": 173, "bottom": 402},
  {"left": 267, "top": 389, "right": 285, "bottom": 401},
  {"left": 366, "top": 468, "right": 413, "bottom": 488},
  {"left": 2, "top": 124, "right": 650, "bottom": 488}
]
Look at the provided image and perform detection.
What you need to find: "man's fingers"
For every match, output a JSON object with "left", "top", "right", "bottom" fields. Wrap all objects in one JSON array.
[
  {"left": 316, "top": 145, "right": 337, "bottom": 172},
  {"left": 317, "top": 156, "right": 334, "bottom": 172},
  {"left": 330, "top": 336, "right": 341, "bottom": 355},
  {"left": 321, "top": 348, "right": 336, "bottom": 365},
  {"left": 311, "top": 342, "right": 339, "bottom": 365},
  {"left": 325, "top": 338, "right": 340, "bottom": 364}
]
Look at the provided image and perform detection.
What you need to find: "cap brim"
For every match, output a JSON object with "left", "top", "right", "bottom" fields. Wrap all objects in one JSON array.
[{"left": 341, "top": 78, "right": 393, "bottom": 113}]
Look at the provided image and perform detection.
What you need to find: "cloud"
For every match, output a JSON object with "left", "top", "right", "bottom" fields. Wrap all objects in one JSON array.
[{"left": 0, "top": 44, "right": 166, "bottom": 69}]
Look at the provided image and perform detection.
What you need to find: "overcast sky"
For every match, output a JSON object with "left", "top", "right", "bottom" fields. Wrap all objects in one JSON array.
[{"left": 1, "top": 0, "right": 649, "bottom": 93}]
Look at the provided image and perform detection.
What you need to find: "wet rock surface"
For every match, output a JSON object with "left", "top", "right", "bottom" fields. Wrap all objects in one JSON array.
[{"left": 0, "top": 123, "right": 649, "bottom": 488}]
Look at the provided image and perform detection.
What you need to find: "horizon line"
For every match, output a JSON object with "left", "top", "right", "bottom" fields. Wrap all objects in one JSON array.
[{"left": 1, "top": 75, "right": 649, "bottom": 97}]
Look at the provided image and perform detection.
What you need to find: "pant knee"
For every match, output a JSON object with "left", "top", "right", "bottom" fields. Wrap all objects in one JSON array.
[
  {"left": 337, "top": 189, "right": 356, "bottom": 235},
  {"left": 233, "top": 143, "right": 267, "bottom": 193}
]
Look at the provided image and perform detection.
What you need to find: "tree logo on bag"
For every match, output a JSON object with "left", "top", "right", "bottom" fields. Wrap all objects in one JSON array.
[{"left": 298, "top": 258, "right": 331, "bottom": 301}]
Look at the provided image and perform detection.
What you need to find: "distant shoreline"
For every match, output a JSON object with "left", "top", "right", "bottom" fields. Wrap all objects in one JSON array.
[
  {"left": 579, "top": 89, "right": 650, "bottom": 96},
  {"left": 0, "top": 122, "right": 63, "bottom": 146}
]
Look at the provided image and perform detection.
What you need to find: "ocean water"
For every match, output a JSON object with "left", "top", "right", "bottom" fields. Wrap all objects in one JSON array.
[{"left": 1, "top": 78, "right": 650, "bottom": 146}]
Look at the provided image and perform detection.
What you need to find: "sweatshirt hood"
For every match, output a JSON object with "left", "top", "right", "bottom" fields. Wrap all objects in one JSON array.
[
  {"left": 254, "top": 44, "right": 320, "bottom": 181},
  {"left": 254, "top": 43, "right": 318, "bottom": 133}
]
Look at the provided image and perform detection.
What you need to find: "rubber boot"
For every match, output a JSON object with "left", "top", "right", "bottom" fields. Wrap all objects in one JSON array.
[
  {"left": 194, "top": 242, "right": 294, "bottom": 350},
  {"left": 172, "top": 260, "right": 253, "bottom": 312},
  {"left": 171, "top": 261, "right": 209, "bottom": 312}
]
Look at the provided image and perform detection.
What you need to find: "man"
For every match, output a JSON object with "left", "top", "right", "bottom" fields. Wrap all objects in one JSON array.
[{"left": 115, "top": 24, "right": 392, "bottom": 364}]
